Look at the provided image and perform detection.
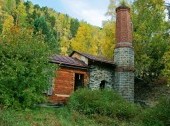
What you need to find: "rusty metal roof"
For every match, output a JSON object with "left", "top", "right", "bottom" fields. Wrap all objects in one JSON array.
[
  {"left": 50, "top": 55, "right": 88, "bottom": 68},
  {"left": 70, "top": 51, "right": 115, "bottom": 65}
]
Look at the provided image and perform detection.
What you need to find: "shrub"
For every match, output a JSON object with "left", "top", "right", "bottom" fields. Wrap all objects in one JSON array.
[
  {"left": 139, "top": 97, "right": 170, "bottom": 126},
  {"left": 68, "top": 89, "right": 141, "bottom": 120},
  {"left": 0, "top": 28, "right": 56, "bottom": 108}
]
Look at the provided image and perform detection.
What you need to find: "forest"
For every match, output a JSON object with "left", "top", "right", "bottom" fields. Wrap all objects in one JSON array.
[{"left": 0, "top": 0, "right": 170, "bottom": 125}]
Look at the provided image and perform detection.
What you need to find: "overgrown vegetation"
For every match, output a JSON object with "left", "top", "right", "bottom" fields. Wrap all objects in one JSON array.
[
  {"left": 139, "top": 97, "right": 170, "bottom": 126},
  {"left": 0, "top": 89, "right": 170, "bottom": 126},
  {"left": 0, "top": 28, "right": 55, "bottom": 108},
  {"left": 0, "top": 108, "right": 61, "bottom": 126},
  {"left": 68, "top": 89, "right": 140, "bottom": 120},
  {"left": 132, "top": 0, "right": 170, "bottom": 85},
  {"left": 68, "top": 89, "right": 170, "bottom": 126}
]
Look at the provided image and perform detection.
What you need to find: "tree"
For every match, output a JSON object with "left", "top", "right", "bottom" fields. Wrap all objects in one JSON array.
[
  {"left": 3, "top": 0, "right": 16, "bottom": 15},
  {"left": 2, "top": 15, "right": 14, "bottom": 35},
  {"left": 162, "top": 43, "right": 170, "bottom": 86},
  {"left": 34, "top": 16, "right": 59, "bottom": 53},
  {"left": 70, "top": 18, "right": 80, "bottom": 37},
  {"left": 0, "top": 0, "right": 4, "bottom": 14},
  {"left": 14, "top": 1, "right": 27, "bottom": 26},
  {"left": 34, "top": 16, "right": 50, "bottom": 36},
  {"left": 24, "top": 1, "right": 34, "bottom": 25},
  {"left": 0, "top": 28, "right": 56, "bottom": 108},
  {"left": 132, "top": 0, "right": 169, "bottom": 82},
  {"left": 101, "top": 21, "right": 116, "bottom": 58},
  {"left": 71, "top": 23, "right": 94, "bottom": 54},
  {"left": 54, "top": 13, "right": 71, "bottom": 55},
  {"left": 105, "top": 0, "right": 117, "bottom": 20}
]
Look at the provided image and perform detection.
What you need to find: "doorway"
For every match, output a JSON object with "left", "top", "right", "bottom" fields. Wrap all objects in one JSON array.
[
  {"left": 74, "top": 73, "right": 84, "bottom": 91},
  {"left": 100, "top": 80, "right": 106, "bottom": 90}
]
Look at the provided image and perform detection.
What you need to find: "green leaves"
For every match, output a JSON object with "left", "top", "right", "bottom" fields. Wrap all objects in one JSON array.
[
  {"left": 0, "top": 28, "right": 56, "bottom": 108},
  {"left": 132, "top": 0, "right": 169, "bottom": 82},
  {"left": 68, "top": 89, "right": 141, "bottom": 120},
  {"left": 162, "top": 50, "right": 170, "bottom": 86}
]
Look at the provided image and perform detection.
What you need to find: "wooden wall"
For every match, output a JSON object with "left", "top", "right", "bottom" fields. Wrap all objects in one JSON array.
[{"left": 48, "top": 67, "right": 89, "bottom": 103}]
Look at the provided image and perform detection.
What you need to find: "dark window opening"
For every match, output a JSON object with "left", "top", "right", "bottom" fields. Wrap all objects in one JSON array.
[
  {"left": 100, "top": 80, "right": 106, "bottom": 90},
  {"left": 74, "top": 73, "right": 84, "bottom": 91}
]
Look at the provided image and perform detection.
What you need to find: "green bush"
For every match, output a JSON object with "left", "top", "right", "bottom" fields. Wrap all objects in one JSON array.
[
  {"left": 0, "top": 28, "right": 56, "bottom": 108},
  {"left": 68, "top": 89, "right": 141, "bottom": 120},
  {"left": 139, "top": 97, "right": 170, "bottom": 126}
]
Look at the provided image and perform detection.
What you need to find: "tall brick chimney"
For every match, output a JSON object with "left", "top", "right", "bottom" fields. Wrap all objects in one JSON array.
[{"left": 114, "top": 5, "right": 134, "bottom": 102}]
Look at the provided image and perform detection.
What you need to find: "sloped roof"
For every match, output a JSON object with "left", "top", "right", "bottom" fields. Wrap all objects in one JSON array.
[
  {"left": 50, "top": 55, "right": 88, "bottom": 68},
  {"left": 70, "top": 51, "right": 115, "bottom": 65}
]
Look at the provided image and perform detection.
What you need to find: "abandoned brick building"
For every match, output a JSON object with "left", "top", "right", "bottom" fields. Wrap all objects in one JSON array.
[{"left": 49, "top": 5, "right": 134, "bottom": 103}]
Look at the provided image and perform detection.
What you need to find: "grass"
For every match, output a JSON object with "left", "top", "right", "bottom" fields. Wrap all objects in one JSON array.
[
  {"left": 0, "top": 107, "right": 102, "bottom": 126},
  {"left": 55, "top": 108, "right": 99, "bottom": 126},
  {"left": 0, "top": 107, "right": 138, "bottom": 126},
  {"left": 0, "top": 107, "right": 61, "bottom": 126}
]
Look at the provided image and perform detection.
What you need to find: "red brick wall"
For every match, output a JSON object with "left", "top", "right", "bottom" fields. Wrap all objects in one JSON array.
[
  {"left": 116, "top": 7, "right": 132, "bottom": 43},
  {"left": 48, "top": 67, "right": 89, "bottom": 103}
]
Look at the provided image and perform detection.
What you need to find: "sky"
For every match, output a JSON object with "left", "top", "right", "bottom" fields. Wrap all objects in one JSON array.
[{"left": 27, "top": 0, "right": 170, "bottom": 27}]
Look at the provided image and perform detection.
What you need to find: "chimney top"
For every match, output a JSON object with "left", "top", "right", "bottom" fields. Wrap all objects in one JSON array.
[
  {"left": 115, "top": 5, "right": 132, "bottom": 47},
  {"left": 116, "top": 6, "right": 130, "bottom": 12}
]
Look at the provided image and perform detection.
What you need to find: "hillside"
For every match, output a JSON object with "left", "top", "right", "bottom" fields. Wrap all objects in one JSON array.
[{"left": 0, "top": 0, "right": 115, "bottom": 58}]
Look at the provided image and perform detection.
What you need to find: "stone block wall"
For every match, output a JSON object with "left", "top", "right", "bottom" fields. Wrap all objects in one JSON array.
[
  {"left": 114, "top": 47, "right": 134, "bottom": 101},
  {"left": 114, "top": 47, "right": 134, "bottom": 67},
  {"left": 89, "top": 64, "right": 114, "bottom": 89},
  {"left": 114, "top": 72, "right": 134, "bottom": 101}
]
